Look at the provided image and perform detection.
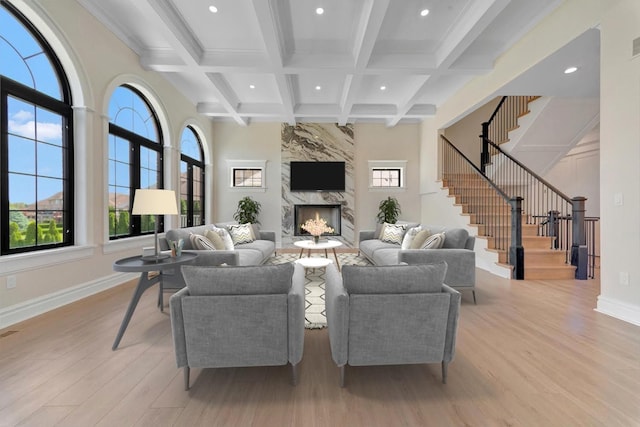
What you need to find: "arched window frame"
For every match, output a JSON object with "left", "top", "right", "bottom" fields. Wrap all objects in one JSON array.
[
  {"left": 179, "top": 125, "right": 205, "bottom": 228},
  {"left": 107, "top": 84, "right": 164, "bottom": 240},
  {"left": 0, "top": 1, "right": 74, "bottom": 256}
]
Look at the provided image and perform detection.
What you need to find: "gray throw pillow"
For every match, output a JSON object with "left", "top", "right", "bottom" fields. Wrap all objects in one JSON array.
[
  {"left": 342, "top": 262, "right": 447, "bottom": 294},
  {"left": 441, "top": 228, "right": 470, "bottom": 249}
]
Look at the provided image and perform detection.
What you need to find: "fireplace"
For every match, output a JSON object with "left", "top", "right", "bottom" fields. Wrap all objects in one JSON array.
[{"left": 294, "top": 204, "right": 341, "bottom": 236}]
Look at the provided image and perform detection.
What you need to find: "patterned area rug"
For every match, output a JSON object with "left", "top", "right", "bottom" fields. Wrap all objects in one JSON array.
[{"left": 265, "top": 252, "right": 371, "bottom": 329}]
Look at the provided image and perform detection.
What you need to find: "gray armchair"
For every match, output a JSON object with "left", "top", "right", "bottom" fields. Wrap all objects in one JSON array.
[
  {"left": 325, "top": 262, "right": 460, "bottom": 387},
  {"left": 169, "top": 262, "right": 305, "bottom": 390}
]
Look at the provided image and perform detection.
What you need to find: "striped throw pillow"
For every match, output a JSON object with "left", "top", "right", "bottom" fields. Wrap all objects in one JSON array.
[
  {"left": 379, "top": 223, "right": 406, "bottom": 245},
  {"left": 189, "top": 233, "right": 216, "bottom": 251},
  {"left": 228, "top": 223, "right": 255, "bottom": 245}
]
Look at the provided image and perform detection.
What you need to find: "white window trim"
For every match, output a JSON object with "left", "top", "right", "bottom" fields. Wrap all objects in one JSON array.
[
  {"left": 368, "top": 160, "right": 407, "bottom": 192},
  {"left": 227, "top": 160, "right": 267, "bottom": 192}
]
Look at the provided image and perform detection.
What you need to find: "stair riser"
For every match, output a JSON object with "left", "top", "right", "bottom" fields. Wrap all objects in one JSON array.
[
  {"left": 526, "top": 252, "right": 567, "bottom": 265},
  {"left": 525, "top": 269, "right": 575, "bottom": 280}
]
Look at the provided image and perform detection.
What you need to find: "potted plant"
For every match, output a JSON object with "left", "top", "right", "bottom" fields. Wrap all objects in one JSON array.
[
  {"left": 376, "top": 196, "right": 401, "bottom": 224},
  {"left": 233, "top": 196, "right": 261, "bottom": 224}
]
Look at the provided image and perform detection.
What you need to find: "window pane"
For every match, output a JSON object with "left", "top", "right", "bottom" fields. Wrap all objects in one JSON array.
[
  {"left": 9, "top": 173, "right": 36, "bottom": 205},
  {"left": 35, "top": 107, "right": 63, "bottom": 146},
  {"left": 180, "top": 127, "right": 201, "bottom": 161},
  {"left": 8, "top": 96, "right": 36, "bottom": 139},
  {"left": 108, "top": 86, "right": 159, "bottom": 142},
  {"left": 0, "top": 6, "right": 63, "bottom": 100},
  {"left": 8, "top": 135, "right": 35, "bottom": 174},
  {"left": 37, "top": 142, "right": 63, "bottom": 178}
]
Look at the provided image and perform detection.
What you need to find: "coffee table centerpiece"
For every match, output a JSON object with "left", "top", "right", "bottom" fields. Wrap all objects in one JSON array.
[{"left": 301, "top": 212, "right": 334, "bottom": 244}]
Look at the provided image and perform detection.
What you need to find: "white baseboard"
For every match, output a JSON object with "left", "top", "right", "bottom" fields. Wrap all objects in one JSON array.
[
  {"left": 0, "top": 272, "right": 138, "bottom": 329},
  {"left": 595, "top": 296, "right": 640, "bottom": 327}
]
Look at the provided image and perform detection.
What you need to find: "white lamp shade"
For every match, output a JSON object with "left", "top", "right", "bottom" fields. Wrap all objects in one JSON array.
[{"left": 132, "top": 189, "right": 178, "bottom": 215}]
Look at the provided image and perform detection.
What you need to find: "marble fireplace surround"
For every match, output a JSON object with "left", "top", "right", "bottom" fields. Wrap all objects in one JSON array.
[{"left": 281, "top": 123, "right": 355, "bottom": 247}]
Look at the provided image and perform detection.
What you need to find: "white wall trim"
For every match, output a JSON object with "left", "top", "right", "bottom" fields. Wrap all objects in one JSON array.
[
  {"left": 595, "top": 296, "right": 640, "bottom": 327},
  {"left": 0, "top": 272, "right": 137, "bottom": 329}
]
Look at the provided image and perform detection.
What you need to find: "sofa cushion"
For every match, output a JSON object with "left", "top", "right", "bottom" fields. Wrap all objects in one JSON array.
[
  {"left": 166, "top": 225, "right": 211, "bottom": 250},
  {"left": 228, "top": 223, "right": 255, "bottom": 245},
  {"left": 359, "top": 239, "right": 399, "bottom": 260},
  {"left": 442, "top": 228, "right": 470, "bottom": 249},
  {"left": 342, "top": 262, "right": 448, "bottom": 294},
  {"left": 189, "top": 233, "right": 216, "bottom": 251},
  {"left": 235, "top": 239, "right": 275, "bottom": 260},
  {"left": 372, "top": 248, "right": 400, "bottom": 266},
  {"left": 183, "top": 263, "right": 294, "bottom": 295},
  {"left": 379, "top": 223, "right": 406, "bottom": 245},
  {"left": 421, "top": 232, "right": 445, "bottom": 249}
]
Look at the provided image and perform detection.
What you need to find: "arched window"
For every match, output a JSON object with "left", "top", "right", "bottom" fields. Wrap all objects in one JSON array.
[
  {"left": 180, "top": 126, "right": 205, "bottom": 227},
  {"left": 0, "top": 3, "right": 73, "bottom": 255},
  {"left": 108, "top": 85, "right": 163, "bottom": 239}
]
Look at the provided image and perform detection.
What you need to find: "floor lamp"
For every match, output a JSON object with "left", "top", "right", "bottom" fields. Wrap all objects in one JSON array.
[{"left": 132, "top": 189, "right": 178, "bottom": 261}]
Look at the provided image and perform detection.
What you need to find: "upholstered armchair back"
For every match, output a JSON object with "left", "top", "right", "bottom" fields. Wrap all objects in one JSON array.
[
  {"left": 325, "top": 262, "right": 460, "bottom": 384},
  {"left": 170, "top": 262, "right": 305, "bottom": 388}
]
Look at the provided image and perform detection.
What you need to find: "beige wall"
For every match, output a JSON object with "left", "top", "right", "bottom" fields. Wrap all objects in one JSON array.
[
  {"left": 354, "top": 123, "right": 421, "bottom": 232},
  {"left": 0, "top": 0, "right": 213, "bottom": 324},
  {"left": 210, "top": 122, "right": 282, "bottom": 242},
  {"left": 597, "top": 0, "right": 640, "bottom": 325},
  {"left": 443, "top": 97, "right": 501, "bottom": 168}
]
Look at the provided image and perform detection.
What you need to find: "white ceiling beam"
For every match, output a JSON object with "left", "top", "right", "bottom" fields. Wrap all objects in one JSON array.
[
  {"left": 251, "top": 0, "right": 296, "bottom": 125},
  {"left": 387, "top": 0, "right": 510, "bottom": 127},
  {"left": 435, "top": 0, "right": 511, "bottom": 69},
  {"left": 338, "top": 0, "right": 390, "bottom": 125},
  {"left": 135, "top": 0, "right": 247, "bottom": 126}
]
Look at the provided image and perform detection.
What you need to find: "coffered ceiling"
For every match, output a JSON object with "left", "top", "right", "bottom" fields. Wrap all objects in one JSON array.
[{"left": 78, "top": 0, "right": 565, "bottom": 126}]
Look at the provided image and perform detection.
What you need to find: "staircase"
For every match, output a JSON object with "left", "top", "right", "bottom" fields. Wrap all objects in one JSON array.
[
  {"left": 442, "top": 172, "right": 576, "bottom": 279},
  {"left": 440, "top": 95, "right": 591, "bottom": 280}
]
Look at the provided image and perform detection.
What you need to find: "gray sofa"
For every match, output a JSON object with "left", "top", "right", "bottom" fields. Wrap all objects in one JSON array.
[
  {"left": 160, "top": 224, "right": 276, "bottom": 289},
  {"left": 170, "top": 262, "right": 305, "bottom": 389},
  {"left": 359, "top": 224, "right": 476, "bottom": 302},
  {"left": 325, "top": 262, "right": 461, "bottom": 386}
]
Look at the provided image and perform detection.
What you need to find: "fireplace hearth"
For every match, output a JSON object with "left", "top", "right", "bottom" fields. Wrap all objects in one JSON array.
[{"left": 294, "top": 204, "right": 341, "bottom": 236}]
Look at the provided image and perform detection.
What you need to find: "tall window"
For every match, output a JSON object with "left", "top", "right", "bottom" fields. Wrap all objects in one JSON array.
[
  {"left": 0, "top": 3, "right": 74, "bottom": 255},
  {"left": 180, "top": 126, "right": 204, "bottom": 227},
  {"left": 108, "top": 85, "right": 163, "bottom": 239}
]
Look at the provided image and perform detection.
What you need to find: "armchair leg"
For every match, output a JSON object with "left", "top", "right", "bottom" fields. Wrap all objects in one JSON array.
[
  {"left": 441, "top": 362, "right": 448, "bottom": 384},
  {"left": 291, "top": 363, "right": 298, "bottom": 386},
  {"left": 184, "top": 367, "right": 190, "bottom": 391},
  {"left": 339, "top": 365, "right": 345, "bottom": 388},
  {"left": 472, "top": 290, "right": 477, "bottom": 305}
]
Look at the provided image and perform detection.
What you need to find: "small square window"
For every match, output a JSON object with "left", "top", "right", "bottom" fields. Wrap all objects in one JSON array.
[
  {"left": 233, "top": 168, "right": 263, "bottom": 187},
  {"left": 372, "top": 168, "right": 401, "bottom": 188}
]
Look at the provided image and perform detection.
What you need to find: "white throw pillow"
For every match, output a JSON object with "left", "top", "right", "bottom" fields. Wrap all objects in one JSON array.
[
  {"left": 379, "top": 223, "right": 406, "bottom": 245},
  {"left": 401, "top": 226, "right": 422, "bottom": 249},
  {"left": 211, "top": 225, "right": 234, "bottom": 250},
  {"left": 420, "top": 232, "right": 445, "bottom": 249},
  {"left": 228, "top": 223, "right": 255, "bottom": 245},
  {"left": 189, "top": 233, "right": 216, "bottom": 251}
]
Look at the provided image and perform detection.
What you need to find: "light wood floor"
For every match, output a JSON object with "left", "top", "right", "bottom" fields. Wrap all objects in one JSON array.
[{"left": 1, "top": 267, "right": 639, "bottom": 426}]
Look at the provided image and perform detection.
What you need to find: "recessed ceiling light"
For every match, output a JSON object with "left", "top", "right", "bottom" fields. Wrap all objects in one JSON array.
[
  {"left": 316, "top": 7, "right": 324, "bottom": 15},
  {"left": 315, "top": 85, "right": 322, "bottom": 91},
  {"left": 564, "top": 66, "right": 578, "bottom": 74},
  {"left": 420, "top": 9, "right": 429, "bottom": 17},
  {"left": 380, "top": 85, "right": 387, "bottom": 91},
  {"left": 208, "top": 5, "right": 218, "bottom": 13},
  {"left": 249, "top": 84, "right": 255, "bottom": 89}
]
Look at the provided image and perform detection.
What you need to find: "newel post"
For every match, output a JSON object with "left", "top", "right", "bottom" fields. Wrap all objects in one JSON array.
[
  {"left": 509, "top": 197, "right": 524, "bottom": 280},
  {"left": 480, "top": 122, "right": 490, "bottom": 174},
  {"left": 571, "top": 196, "right": 588, "bottom": 280}
]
